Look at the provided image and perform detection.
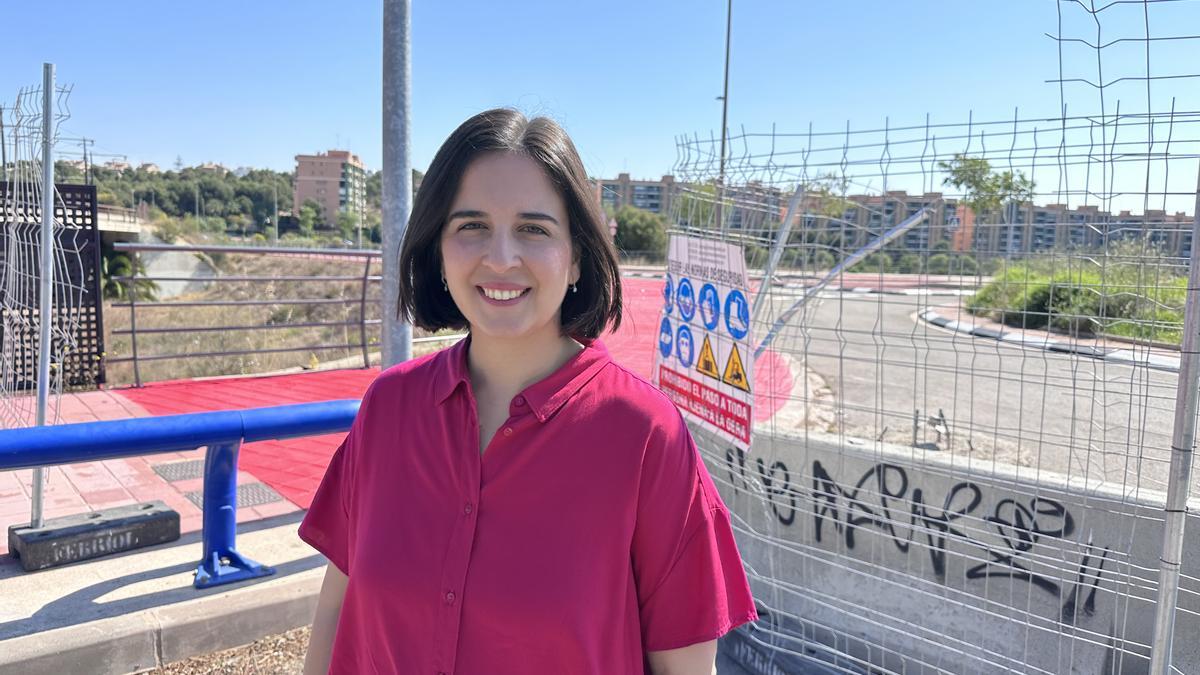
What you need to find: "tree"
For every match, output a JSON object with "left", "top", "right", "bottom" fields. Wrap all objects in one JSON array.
[
  {"left": 851, "top": 252, "right": 892, "bottom": 273},
  {"left": 939, "top": 154, "right": 1034, "bottom": 225},
  {"left": 896, "top": 253, "right": 923, "bottom": 274},
  {"left": 100, "top": 245, "right": 159, "bottom": 301},
  {"left": 298, "top": 200, "right": 322, "bottom": 237},
  {"left": 337, "top": 210, "right": 360, "bottom": 243},
  {"left": 613, "top": 205, "right": 667, "bottom": 257}
]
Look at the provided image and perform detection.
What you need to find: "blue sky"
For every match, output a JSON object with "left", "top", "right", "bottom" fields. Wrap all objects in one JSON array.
[{"left": 2, "top": 0, "right": 1197, "bottom": 206}]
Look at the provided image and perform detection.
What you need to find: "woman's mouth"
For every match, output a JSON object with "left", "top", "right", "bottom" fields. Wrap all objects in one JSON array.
[{"left": 478, "top": 286, "right": 531, "bottom": 304}]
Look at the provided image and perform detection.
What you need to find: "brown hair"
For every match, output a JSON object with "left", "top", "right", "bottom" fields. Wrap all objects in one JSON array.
[{"left": 397, "top": 108, "right": 622, "bottom": 339}]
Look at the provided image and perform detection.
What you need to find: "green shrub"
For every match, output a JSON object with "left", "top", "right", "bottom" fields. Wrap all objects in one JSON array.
[{"left": 968, "top": 257, "right": 1186, "bottom": 343}]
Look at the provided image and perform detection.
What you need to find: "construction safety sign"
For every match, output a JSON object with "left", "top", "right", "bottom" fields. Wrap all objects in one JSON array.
[{"left": 652, "top": 234, "right": 755, "bottom": 450}]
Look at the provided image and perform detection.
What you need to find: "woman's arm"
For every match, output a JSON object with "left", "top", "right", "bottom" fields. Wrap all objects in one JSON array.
[
  {"left": 646, "top": 639, "right": 718, "bottom": 675},
  {"left": 303, "top": 562, "right": 349, "bottom": 675}
]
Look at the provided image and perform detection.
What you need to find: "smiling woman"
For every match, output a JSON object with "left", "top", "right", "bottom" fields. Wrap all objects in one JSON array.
[
  {"left": 439, "top": 152, "right": 579, "bottom": 346},
  {"left": 299, "top": 108, "right": 757, "bottom": 675}
]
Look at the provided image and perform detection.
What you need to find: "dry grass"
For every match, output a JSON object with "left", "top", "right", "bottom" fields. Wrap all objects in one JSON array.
[{"left": 103, "top": 252, "right": 451, "bottom": 386}]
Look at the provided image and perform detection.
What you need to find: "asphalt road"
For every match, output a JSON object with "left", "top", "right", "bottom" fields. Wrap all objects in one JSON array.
[{"left": 757, "top": 289, "right": 1186, "bottom": 496}]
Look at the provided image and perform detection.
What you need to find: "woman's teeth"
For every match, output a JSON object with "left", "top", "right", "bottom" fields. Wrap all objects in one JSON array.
[{"left": 481, "top": 287, "right": 525, "bottom": 300}]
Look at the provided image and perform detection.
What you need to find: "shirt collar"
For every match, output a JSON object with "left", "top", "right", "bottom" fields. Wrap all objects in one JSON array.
[{"left": 435, "top": 333, "right": 612, "bottom": 423}]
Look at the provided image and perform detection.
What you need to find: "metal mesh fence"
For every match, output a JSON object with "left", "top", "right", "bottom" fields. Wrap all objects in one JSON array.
[{"left": 674, "top": 1, "right": 1200, "bottom": 672}]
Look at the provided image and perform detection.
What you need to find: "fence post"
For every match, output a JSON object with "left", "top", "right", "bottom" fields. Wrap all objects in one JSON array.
[
  {"left": 1148, "top": 169, "right": 1200, "bottom": 674},
  {"left": 128, "top": 250, "right": 142, "bottom": 387},
  {"left": 360, "top": 255, "right": 371, "bottom": 369},
  {"left": 193, "top": 440, "right": 275, "bottom": 589}
]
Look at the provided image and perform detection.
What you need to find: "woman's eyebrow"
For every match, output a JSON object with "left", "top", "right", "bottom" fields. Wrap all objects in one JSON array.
[
  {"left": 448, "top": 209, "right": 487, "bottom": 221},
  {"left": 518, "top": 211, "right": 560, "bottom": 225},
  {"left": 448, "top": 209, "right": 560, "bottom": 226}
]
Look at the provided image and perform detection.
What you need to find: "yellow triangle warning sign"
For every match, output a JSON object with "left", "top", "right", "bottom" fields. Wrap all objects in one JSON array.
[
  {"left": 722, "top": 344, "right": 751, "bottom": 393},
  {"left": 696, "top": 334, "right": 720, "bottom": 380}
]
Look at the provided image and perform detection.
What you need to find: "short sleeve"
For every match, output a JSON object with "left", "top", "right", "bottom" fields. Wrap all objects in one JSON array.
[
  {"left": 632, "top": 411, "right": 758, "bottom": 651},
  {"left": 298, "top": 416, "right": 360, "bottom": 576}
]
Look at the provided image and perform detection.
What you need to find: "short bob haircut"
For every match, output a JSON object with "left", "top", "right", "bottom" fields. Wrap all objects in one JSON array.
[{"left": 398, "top": 108, "right": 623, "bottom": 340}]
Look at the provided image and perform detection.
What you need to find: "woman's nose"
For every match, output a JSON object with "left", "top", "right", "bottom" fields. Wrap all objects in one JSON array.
[{"left": 482, "top": 229, "right": 520, "bottom": 270}]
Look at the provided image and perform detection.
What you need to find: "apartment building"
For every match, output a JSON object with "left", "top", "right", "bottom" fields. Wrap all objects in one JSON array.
[
  {"left": 594, "top": 174, "right": 676, "bottom": 215},
  {"left": 293, "top": 150, "right": 367, "bottom": 223},
  {"left": 971, "top": 203, "right": 1193, "bottom": 256}
]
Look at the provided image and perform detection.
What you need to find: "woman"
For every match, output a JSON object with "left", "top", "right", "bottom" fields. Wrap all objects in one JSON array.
[{"left": 300, "top": 108, "right": 757, "bottom": 674}]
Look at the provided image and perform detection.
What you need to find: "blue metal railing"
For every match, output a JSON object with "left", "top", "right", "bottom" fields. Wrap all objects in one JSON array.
[{"left": 0, "top": 400, "right": 359, "bottom": 588}]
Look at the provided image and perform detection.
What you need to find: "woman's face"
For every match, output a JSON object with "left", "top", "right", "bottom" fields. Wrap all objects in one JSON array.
[{"left": 440, "top": 152, "right": 579, "bottom": 345}]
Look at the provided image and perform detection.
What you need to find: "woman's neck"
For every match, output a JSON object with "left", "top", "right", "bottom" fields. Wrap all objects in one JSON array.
[{"left": 466, "top": 330, "right": 584, "bottom": 400}]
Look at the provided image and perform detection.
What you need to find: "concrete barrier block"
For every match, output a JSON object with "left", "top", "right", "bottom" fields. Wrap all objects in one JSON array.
[{"left": 8, "top": 501, "right": 180, "bottom": 572}]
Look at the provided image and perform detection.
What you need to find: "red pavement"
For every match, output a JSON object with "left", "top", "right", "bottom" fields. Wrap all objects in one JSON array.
[{"left": 1, "top": 277, "right": 793, "bottom": 551}]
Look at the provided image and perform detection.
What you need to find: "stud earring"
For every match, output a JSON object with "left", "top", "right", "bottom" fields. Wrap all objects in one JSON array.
[{"left": 571, "top": 283, "right": 578, "bottom": 294}]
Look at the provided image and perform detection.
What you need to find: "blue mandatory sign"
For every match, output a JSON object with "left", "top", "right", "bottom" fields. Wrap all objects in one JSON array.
[
  {"left": 658, "top": 317, "right": 673, "bottom": 358},
  {"left": 699, "top": 283, "right": 720, "bottom": 331},
  {"left": 662, "top": 274, "right": 674, "bottom": 314},
  {"left": 676, "top": 277, "right": 696, "bottom": 321},
  {"left": 675, "top": 323, "right": 695, "bottom": 368},
  {"left": 724, "top": 289, "right": 750, "bottom": 340}
]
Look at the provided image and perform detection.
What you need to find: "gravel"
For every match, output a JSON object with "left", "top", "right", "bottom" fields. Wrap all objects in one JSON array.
[
  {"left": 145, "top": 626, "right": 751, "bottom": 674},
  {"left": 145, "top": 626, "right": 311, "bottom": 675}
]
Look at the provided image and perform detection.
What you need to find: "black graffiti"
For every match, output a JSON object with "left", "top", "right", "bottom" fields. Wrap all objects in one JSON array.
[
  {"left": 1060, "top": 545, "right": 1110, "bottom": 625},
  {"left": 964, "top": 497, "right": 1075, "bottom": 594},
  {"left": 811, "top": 460, "right": 981, "bottom": 579},
  {"left": 807, "top": 460, "right": 1106, "bottom": 613},
  {"left": 725, "top": 447, "right": 797, "bottom": 526}
]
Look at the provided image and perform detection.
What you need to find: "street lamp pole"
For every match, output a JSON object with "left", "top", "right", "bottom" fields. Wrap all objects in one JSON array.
[{"left": 716, "top": 0, "right": 732, "bottom": 236}]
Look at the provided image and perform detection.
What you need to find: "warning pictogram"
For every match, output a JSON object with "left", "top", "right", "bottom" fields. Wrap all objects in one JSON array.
[
  {"left": 696, "top": 334, "right": 720, "bottom": 380},
  {"left": 722, "top": 344, "right": 751, "bottom": 393}
]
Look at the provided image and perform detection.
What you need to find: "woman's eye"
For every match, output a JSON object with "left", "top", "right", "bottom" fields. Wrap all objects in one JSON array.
[
  {"left": 459, "top": 221, "right": 484, "bottom": 231},
  {"left": 523, "top": 225, "right": 549, "bottom": 235}
]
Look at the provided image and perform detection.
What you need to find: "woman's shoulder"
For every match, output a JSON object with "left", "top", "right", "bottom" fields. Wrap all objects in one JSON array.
[
  {"left": 361, "top": 344, "right": 454, "bottom": 407},
  {"left": 588, "top": 358, "right": 686, "bottom": 431}
]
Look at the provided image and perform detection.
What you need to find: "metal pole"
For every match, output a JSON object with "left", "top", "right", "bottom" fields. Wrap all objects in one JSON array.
[
  {"left": 382, "top": 0, "right": 413, "bottom": 367},
  {"left": 1148, "top": 168, "right": 1200, "bottom": 674},
  {"left": 0, "top": 104, "right": 7, "bottom": 183},
  {"left": 716, "top": 0, "right": 732, "bottom": 237},
  {"left": 750, "top": 182, "right": 805, "bottom": 324},
  {"left": 360, "top": 257, "right": 372, "bottom": 368},
  {"left": 32, "top": 63, "right": 55, "bottom": 529},
  {"left": 272, "top": 182, "right": 278, "bottom": 243}
]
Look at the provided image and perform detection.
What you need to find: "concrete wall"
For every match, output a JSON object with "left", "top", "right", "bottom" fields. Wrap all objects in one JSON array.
[{"left": 702, "top": 426, "right": 1200, "bottom": 674}]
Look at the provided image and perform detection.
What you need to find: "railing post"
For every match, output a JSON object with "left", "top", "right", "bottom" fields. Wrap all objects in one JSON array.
[
  {"left": 193, "top": 440, "right": 275, "bottom": 589},
  {"left": 360, "top": 255, "right": 371, "bottom": 369},
  {"left": 128, "top": 250, "right": 142, "bottom": 387}
]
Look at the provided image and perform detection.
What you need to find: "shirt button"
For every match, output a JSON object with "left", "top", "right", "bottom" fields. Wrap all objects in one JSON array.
[
  {"left": 503, "top": 427, "right": 512, "bottom": 436},
  {"left": 445, "top": 591, "right": 456, "bottom": 604},
  {"left": 464, "top": 503, "right": 474, "bottom": 515},
  {"left": 514, "top": 395, "right": 526, "bottom": 406}
]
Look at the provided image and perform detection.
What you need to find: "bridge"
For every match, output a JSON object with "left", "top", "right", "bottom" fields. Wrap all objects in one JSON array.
[{"left": 96, "top": 205, "right": 144, "bottom": 240}]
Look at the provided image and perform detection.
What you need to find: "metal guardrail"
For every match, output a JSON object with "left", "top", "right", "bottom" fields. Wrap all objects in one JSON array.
[
  {"left": 0, "top": 400, "right": 360, "bottom": 588},
  {"left": 111, "top": 242, "right": 384, "bottom": 386}
]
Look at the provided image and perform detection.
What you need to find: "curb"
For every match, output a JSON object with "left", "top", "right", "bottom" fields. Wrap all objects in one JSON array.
[
  {"left": 918, "top": 309, "right": 1181, "bottom": 373},
  {"left": 625, "top": 271, "right": 976, "bottom": 298},
  {"left": 835, "top": 286, "right": 974, "bottom": 297},
  {"left": 0, "top": 569, "right": 323, "bottom": 675}
]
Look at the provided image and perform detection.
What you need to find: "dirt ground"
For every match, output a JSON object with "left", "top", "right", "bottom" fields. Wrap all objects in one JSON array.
[{"left": 146, "top": 626, "right": 311, "bottom": 675}]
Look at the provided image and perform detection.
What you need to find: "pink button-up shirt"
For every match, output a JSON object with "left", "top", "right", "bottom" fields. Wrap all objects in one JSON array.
[{"left": 299, "top": 336, "right": 757, "bottom": 674}]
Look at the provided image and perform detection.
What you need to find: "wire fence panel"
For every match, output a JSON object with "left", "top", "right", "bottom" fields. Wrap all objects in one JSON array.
[{"left": 675, "top": 2, "right": 1200, "bottom": 672}]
